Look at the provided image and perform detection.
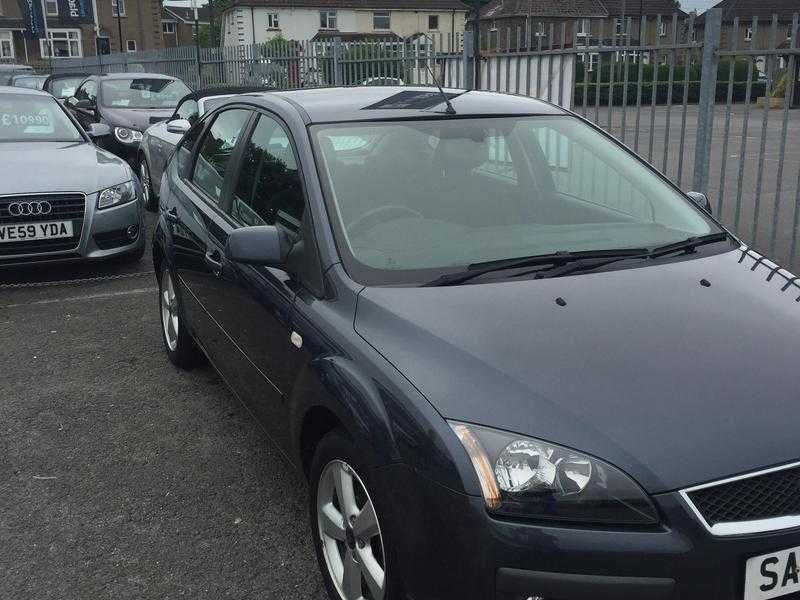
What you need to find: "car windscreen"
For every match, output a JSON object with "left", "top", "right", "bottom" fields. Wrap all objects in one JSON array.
[
  {"left": 50, "top": 76, "right": 86, "bottom": 99},
  {"left": 312, "top": 116, "right": 722, "bottom": 286},
  {"left": 0, "top": 93, "right": 83, "bottom": 143},
  {"left": 13, "top": 76, "right": 47, "bottom": 90},
  {"left": 100, "top": 78, "right": 191, "bottom": 109}
]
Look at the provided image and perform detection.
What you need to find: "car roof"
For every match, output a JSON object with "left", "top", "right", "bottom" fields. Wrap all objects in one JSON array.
[
  {"left": 0, "top": 64, "right": 33, "bottom": 72},
  {"left": 95, "top": 72, "right": 179, "bottom": 80},
  {"left": 0, "top": 85, "right": 50, "bottom": 96},
  {"left": 237, "top": 86, "right": 567, "bottom": 124},
  {"left": 182, "top": 85, "right": 272, "bottom": 103}
]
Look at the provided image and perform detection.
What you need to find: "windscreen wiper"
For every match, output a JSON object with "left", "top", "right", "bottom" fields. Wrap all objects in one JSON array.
[
  {"left": 648, "top": 232, "right": 731, "bottom": 258},
  {"left": 514, "top": 232, "right": 732, "bottom": 281},
  {"left": 423, "top": 248, "right": 649, "bottom": 287}
]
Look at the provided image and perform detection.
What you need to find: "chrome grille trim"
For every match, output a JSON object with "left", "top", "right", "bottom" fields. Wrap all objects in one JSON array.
[{"left": 680, "top": 461, "right": 800, "bottom": 536}]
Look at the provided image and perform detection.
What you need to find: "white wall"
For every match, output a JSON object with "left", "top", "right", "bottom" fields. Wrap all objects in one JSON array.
[{"left": 222, "top": 6, "right": 466, "bottom": 46}]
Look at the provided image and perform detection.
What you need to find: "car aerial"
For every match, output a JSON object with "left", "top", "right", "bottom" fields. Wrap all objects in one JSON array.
[
  {"left": 65, "top": 72, "right": 191, "bottom": 164},
  {"left": 152, "top": 86, "right": 800, "bottom": 600},
  {"left": 10, "top": 73, "right": 48, "bottom": 90},
  {"left": 42, "top": 72, "right": 90, "bottom": 101},
  {"left": 0, "top": 64, "right": 33, "bottom": 86},
  {"left": 139, "top": 86, "right": 268, "bottom": 211},
  {"left": 0, "top": 86, "right": 144, "bottom": 267}
]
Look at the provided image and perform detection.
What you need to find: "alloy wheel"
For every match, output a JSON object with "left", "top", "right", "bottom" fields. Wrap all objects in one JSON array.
[
  {"left": 317, "top": 460, "right": 386, "bottom": 600},
  {"left": 160, "top": 270, "right": 179, "bottom": 352}
]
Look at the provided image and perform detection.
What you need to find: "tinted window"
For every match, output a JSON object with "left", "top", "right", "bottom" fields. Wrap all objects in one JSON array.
[
  {"left": 100, "top": 78, "right": 190, "bottom": 109},
  {"left": 231, "top": 114, "right": 303, "bottom": 231},
  {"left": 191, "top": 109, "right": 250, "bottom": 206},
  {"left": 175, "top": 98, "right": 199, "bottom": 123},
  {"left": 0, "top": 93, "right": 83, "bottom": 142},
  {"left": 75, "top": 80, "right": 97, "bottom": 102}
]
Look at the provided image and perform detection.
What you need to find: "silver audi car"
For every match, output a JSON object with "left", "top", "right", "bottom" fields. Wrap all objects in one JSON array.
[{"left": 0, "top": 86, "right": 144, "bottom": 268}]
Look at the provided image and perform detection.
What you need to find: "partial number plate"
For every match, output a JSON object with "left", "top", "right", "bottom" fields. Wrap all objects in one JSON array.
[
  {"left": 745, "top": 546, "right": 800, "bottom": 600},
  {"left": 0, "top": 221, "right": 73, "bottom": 244}
]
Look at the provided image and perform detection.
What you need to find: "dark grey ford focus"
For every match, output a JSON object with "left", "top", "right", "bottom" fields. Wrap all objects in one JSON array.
[{"left": 153, "top": 87, "right": 800, "bottom": 600}]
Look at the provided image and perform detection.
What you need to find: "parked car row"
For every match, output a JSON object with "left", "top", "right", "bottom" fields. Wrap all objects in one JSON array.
[{"left": 4, "top": 80, "right": 800, "bottom": 600}]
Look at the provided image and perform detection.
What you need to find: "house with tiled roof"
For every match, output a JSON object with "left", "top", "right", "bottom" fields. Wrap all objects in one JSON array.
[
  {"left": 220, "top": 0, "right": 468, "bottom": 48},
  {"left": 161, "top": 3, "right": 211, "bottom": 48},
  {"left": 475, "top": 0, "right": 688, "bottom": 51}
]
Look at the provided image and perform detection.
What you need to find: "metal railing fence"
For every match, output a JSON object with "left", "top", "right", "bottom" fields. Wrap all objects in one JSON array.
[{"left": 38, "top": 10, "right": 800, "bottom": 266}]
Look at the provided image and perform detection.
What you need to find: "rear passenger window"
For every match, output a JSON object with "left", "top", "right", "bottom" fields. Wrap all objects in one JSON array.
[
  {"left": 231, "top": 114, "right": 304, "bottom": 232},
  {"left": 192, "top": 108, "right": 250, "bottom": 206}
]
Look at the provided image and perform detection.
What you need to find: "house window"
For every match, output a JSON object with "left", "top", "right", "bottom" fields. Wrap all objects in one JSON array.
[
  {"left": 0, "top": 31, "right": 13, "bottom": 59},
  {"left": 373, "top": 10, "right": 390, "bottom": 30},
  {"left": 45, "top": 0, "right": 58, "bottom": 16},
  {"left": 40, "top": 29, "right": 82, "bottom": 58},
  {"left": 744, "top": 26, "right": 752, "bottom": 41},
  {"left": 267, "top": 13, "right": 279, "bottom": 29},
  {"left": 614, "top": 18, "right": 624, "bottom": 35},
  {"left": 162, "top": 21, "right": 176, "bottom": 34},
  {"left": 429, "top": 15, "right": 439, "bottom": 30},
  {"left": 126, "top": 39, "right": 136, "bottom": 52},
  {"left": 535, "top": 22, "right": 546, "bottom": 37},
  {"left": 111, "top": 0, "right": 125, "bottom": 17},
  {"left": 320, "top": 10, "right": 337, "bottom": 30},
  {"left": 658, "top": 21, "right": 667, "bottom": 37},
  {"left": 580, "top": 52, "right": 598, "bottom": 72},
  {"left": 577, "top": 18, "right": 589, "bottom": 37}
]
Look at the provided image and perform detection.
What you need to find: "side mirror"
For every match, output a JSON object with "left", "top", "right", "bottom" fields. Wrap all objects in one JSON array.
[
  {"left": 687, "top": 191, "right": 712, "bottom": 215},
  {"left": 225, "top": 225, "right": 292, "bottom": 266},
  {"left": 74, "top": 98, "right": 95, "bottom": 111},
  {"left": 166, "top": 118, "right": 191, "bottom": 135},
  {"left": 86, "top": 122, "right": 111, "bottom": 138}
]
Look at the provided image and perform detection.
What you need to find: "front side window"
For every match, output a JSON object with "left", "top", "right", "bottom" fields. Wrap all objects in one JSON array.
[
  {"left": 50, "top": 76, "right": 85, "bottom": 99},
  {"left": 192, "top": 109, "right": 250, "bottom": 206},
  {"left": 40, "top": 29, "right": 82, "bottom": 58},
  {"left": 312, "top": 116, "right": 719, "bottom": 285},
  {"left": 175, "top": 98, "right": 199, "bottom": 123},
  {"left": 320, "top": 10, "right": 337, "bottom": 30},
  {"left": 231, "top": 114, "right": 303, "bottom": 231},
  {"left": 373, "top": 10, "right": 390, "bottom": 31},
  {"left": 0, "top": 30, "right": 14, "bottom": 59},
  {"left": 0, "top": 93, "right": 83, "bottom": 143},
  {"left": 100, "top": 78, "right": 190, "bottom": 108},
  {"left": 75, "top": 79, "right": 97, "bottom": 102}
]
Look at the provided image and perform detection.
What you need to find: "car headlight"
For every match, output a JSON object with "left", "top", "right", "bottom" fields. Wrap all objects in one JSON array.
[
  {"left": 98, "top": 180, "right": 136, "bottom": 210},
  {"left": 114, "top": 127, "right": 143, "bottom": 144},
  {"left": 450, "top": 422, "right": 658, "bottom": 525}
]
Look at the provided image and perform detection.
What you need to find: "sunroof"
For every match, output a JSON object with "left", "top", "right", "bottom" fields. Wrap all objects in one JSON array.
[{"left": 363, "top": 90, "right": 460, "bottom": 111}]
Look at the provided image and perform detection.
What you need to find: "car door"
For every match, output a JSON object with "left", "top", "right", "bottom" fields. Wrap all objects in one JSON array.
[
  {"left": 199, "top": 111, "right": 309, "bottom": 440},
  {"left": 167, "top": 107, "right": 253, "bottom": 359},
  {"left": 69, "top": 78, "right": 98, "bottom": 130}
]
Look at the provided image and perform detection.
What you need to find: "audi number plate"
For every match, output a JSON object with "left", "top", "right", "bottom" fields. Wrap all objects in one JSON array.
[
  {"left": 0, "top": 221, "right": 73, "bottom": 243},
  {"left": 745, "top": 546, "right": 800, "bottom": 600}
]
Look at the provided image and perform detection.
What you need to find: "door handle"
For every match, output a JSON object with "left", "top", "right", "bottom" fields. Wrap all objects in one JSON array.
[
  {"left": 204, "top": 249, "right": 224, "bottom": 277},
  {"left": 165, "top": 206, "right": 179, "bottom": 222}
]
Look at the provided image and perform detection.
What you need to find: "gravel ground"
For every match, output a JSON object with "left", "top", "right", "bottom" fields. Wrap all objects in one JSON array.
[{"left": 0, "top": 214, "right": 326, "bottom": 600}]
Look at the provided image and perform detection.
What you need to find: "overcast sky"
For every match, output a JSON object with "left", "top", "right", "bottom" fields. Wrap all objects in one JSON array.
[{"left": 679, "top": 0, "right": 718, "bottom": 13}]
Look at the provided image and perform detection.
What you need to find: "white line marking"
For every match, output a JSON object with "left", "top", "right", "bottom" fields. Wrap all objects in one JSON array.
[{"left": 0, "top": 287, "right": 157, "bottom": 309}]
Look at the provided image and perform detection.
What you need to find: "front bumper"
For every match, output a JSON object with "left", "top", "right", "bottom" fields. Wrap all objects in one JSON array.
[
  {"left": 378, "top": 465, "right": 800, "bottom": 600},
  {"left": 0, "top": 193, "right": 144, "bottom": 268}
]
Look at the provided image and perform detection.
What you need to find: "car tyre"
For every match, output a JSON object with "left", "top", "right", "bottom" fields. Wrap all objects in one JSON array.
[
  {"left": 140, "top": 156, "right": 158, "bottom": 212},
  {"left": 158, "top": 263, "right": 203, "bottom": 369},
  {"left": 309, "top": 429, "right": 400, "bottom": 600}
]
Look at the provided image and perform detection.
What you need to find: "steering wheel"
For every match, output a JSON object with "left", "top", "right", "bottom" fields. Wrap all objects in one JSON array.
[{"left": 347, "top": 205, "right": 424, "bottom": 238}]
